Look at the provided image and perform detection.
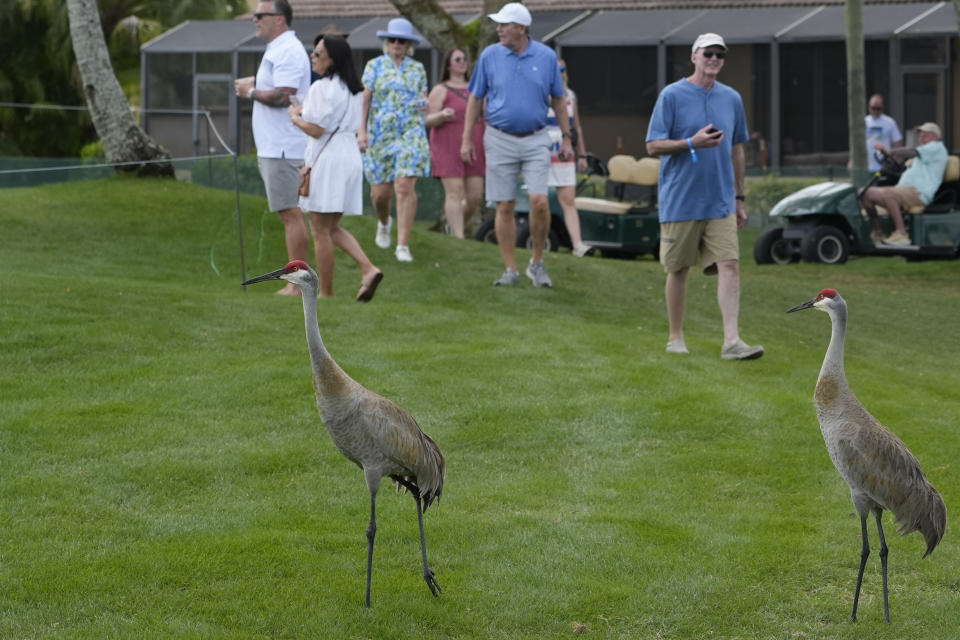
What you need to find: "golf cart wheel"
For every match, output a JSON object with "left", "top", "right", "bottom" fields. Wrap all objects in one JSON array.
[
  {"left": 474, "top": 219, "right": 498, "bottom": 244},
  {"left": 754, "top": 227, "right": 797, "bottom": 265},
  {"left": 800, "top": 225, "right": 850, "bottom": 264},
  {"left": 516, "top": 224, "right": 560, "bottom": 252}
]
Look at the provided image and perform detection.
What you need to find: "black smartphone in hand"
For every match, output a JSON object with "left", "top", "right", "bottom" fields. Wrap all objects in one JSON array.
[{"left": 706, "top": 126, "right": 720, "bottom": 134}]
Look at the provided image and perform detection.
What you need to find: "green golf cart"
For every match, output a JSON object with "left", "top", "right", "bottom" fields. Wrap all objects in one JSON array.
[{"left": 754, "top": 152, "right": 960, "bottom": 264}]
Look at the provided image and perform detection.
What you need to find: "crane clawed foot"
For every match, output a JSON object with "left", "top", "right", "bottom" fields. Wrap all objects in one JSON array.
[{"left": 423, "top": 568, "right": 441, "bottom": 597}]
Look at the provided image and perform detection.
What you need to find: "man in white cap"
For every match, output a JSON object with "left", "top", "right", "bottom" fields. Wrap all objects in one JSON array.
[
  {"left": 235, "top": 0, "right": 312, "bottom": 296},
  {"left": 646, "top": 33, "right": 764, "bottom": 360},
  {"left": 461, "top": 2, "right": 574, "bottom": 288},
  {"left": 862, "top": 121, "right": 948, "bottom": 245}
]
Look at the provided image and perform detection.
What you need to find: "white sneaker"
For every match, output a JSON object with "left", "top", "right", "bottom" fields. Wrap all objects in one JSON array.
[
  {"left": 721, "top": 339, "right": 764, "bottom": 360},
  {"left": 395, "top": 245, "right": 413, "bottom": 262},
  {"left": 375, "top": 219, "right": 392, "bottom": 249},
  {"left": 666, "top": 339, "right": 689, "bottom": 355},
  {"left": 573, "top": 242, "right": 595, "bottom": 257}
]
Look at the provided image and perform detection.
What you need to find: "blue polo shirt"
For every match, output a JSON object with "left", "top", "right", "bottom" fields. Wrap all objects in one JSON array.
[
  {"left": 646, "top": 78, "right": 749, "bottom": 223},
  {"left": 468, "top": 39, "right": 564, "bottom": 134}
]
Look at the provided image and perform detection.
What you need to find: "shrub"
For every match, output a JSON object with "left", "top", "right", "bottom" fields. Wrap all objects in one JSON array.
[{"left": 745, "top": 174, "right": 822, "bottom": 218}]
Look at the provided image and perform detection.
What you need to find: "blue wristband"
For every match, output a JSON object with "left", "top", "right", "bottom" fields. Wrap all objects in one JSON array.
[{"left": 687, "top": 137, "right": 698, "bottom": 163}]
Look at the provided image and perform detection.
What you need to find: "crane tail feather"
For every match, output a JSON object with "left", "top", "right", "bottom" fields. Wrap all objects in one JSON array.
[
  {"left": 919, "top": 491, "right": 947, "bottom": 558},
  {"left": 893, "top": 483, "right": 947, "bottom": 558}
]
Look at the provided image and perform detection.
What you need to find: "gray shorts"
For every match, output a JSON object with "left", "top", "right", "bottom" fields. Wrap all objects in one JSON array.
[
  {"left": 257, "top": 156, "right": 302, "bottom": 212},
  {"left": 483, "top": 126, "right": 551, "bottom": 202}
]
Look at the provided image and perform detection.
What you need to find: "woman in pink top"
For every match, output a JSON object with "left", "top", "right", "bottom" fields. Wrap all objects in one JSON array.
[{"left": 426, "top": 48, "right": 485, "bottom": 238}]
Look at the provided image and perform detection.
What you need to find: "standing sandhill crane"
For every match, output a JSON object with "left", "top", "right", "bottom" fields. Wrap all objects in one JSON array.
[
  {"left": 243, "top": 260, "right": 445, "bottom": 607},
  {"left": 787, "top": 289, "right": 946, "bottom": 622}
]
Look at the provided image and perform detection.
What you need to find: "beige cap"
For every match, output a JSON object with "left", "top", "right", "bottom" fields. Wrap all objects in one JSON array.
[
  {"left": 692, "top": 33, "right": 727, "bottom": 53},
  {"left": 916, "top": 122, "right": 941, "bottom": 137}
]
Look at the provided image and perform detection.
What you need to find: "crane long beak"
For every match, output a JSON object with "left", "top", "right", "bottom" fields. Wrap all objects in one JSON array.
[
  {"left": 242, "top": 267, "right": 287, "bottom": 286},
  {"left": 786, "top": 298, "right": 816, "bottom": 313}
]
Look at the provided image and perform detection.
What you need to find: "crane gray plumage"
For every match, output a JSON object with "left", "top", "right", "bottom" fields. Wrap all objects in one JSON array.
[
  {"left": 788, "top": 289, "right": 946, "bottom": 623},
  {"left": 243, "top": 260, "right": 445, "bottom": 607}
]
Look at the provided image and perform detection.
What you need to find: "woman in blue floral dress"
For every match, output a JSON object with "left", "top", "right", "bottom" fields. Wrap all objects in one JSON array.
[{"left": 358, "top": 18, "right": 431, "bottom": 263}]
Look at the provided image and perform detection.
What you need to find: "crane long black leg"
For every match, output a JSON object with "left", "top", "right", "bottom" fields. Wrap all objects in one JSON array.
[
  {"left": 414, "top": 493, "right": 441, "bottom": 597},
  {"left": 851, "top": 515, "right": 870, "bottom": 621},
  {"left": 874, "top": 511, "right": 891, "bottom": 623},
  {"left": 365, "top": 493, "right": 377, "bottom": 608}
]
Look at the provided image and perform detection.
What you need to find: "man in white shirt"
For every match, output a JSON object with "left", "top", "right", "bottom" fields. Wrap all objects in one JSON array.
[
  {"left": 235, "top": 0, "right": 311, "bottom": 296},
  {"left": 864, "top": 94, "right": 903, "bottom": 173}
]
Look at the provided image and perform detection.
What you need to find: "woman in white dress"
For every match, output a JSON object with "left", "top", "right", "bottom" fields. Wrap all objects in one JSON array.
[
  {"left": 289, "top": 34, "right": 382, "bottom": 301},
  {"left": 546, "top": 59, "right": 592, "bottom": 257}
]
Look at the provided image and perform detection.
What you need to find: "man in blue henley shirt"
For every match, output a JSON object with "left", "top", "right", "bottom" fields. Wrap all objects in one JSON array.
[
  {"left": 646, "top": 32, "right": 764, "bottom": 361},
  {"left": 461, "top": 2, "right": 573, "bottom": 288}
]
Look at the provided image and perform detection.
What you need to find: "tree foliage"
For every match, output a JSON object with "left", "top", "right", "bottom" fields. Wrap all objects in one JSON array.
[
  {"left": 0, "top": 0, "right": 245, "bottom": 157},
  {"left": 388, "top": 0, "right": 508, "bottom": 60}
]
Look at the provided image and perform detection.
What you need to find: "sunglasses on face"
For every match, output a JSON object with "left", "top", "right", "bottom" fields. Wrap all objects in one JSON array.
[
  {"left": 559, "top": 67, "right": 566, "bottom": 72},
  {"left": 701, "top": 50, "right": 725, "bottom": 59},
  {"left": 451, "top": 56, "right": 466, "bottom": 63},
  {"left": 311, "top": 50, "right": 323, "bottom": 57},
  {"left": 253, "top": 12, "right": 281, "bottom": 19},
  {"left": 387, "top": 37, "right": 408, "bottom": 44}
]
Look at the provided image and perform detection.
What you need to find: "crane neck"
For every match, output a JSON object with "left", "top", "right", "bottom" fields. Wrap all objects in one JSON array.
[
  {"left": 300, "top": 287, "right": 333, "bottom": 371},
  {"left": 819, "top": 304, "right": 847, "bottom": 383}
]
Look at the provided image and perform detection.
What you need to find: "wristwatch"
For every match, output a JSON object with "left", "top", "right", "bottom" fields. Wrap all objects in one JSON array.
[
  {"left": 246, "top": 87, "right": 255, "bottom": 100},
  {"left": 735, "top": 195, "right": 745, "bottom": 201}
]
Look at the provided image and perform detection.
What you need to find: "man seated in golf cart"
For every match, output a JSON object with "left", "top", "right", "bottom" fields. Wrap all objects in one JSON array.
[{"left": 861, "top": 122, "right": 948, "bottom": 246}]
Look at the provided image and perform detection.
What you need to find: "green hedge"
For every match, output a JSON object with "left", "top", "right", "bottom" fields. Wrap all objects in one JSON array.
[{"left": 744, "top": 174, "right": 823, "bottom": 218}]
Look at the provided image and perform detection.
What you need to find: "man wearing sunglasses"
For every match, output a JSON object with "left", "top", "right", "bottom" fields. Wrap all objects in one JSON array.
[
  {"left": 646, "top": 32, "right": 763, "bottom": 361},
  {"left": 864, "top": 94, "right": 903, "bottom": 173},
  {"left": 234, "top": 0, "right": 312, "bottom": 296}
]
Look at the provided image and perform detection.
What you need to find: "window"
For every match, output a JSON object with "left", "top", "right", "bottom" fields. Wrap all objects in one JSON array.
[
  {"left": 565, "top": 46, "right": 658, "bottom": 116},
  {"left": 147, "top": 54, "right": 192, "bottom": 109},
  {"left": 900, "top": 38, "right": 946, "bottom": 65},
  {"left": 197, "top": 53, "right": 231, "bottom": 74},
  {"left": 780, "top": 42, "right": 847, "bottom": 155}
]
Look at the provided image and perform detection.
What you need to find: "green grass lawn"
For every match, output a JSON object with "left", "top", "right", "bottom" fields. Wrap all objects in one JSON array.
[{"left": 1, "top": 177, "right": 958, "bottom": 639}]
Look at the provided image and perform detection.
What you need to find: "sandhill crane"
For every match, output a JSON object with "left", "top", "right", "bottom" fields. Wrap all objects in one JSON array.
[
  {"left": 787, "top": 288, "right": 946, "bottom": 622},
  {"left": 242, "top": 260, "right": 445, "bottom": 608}
]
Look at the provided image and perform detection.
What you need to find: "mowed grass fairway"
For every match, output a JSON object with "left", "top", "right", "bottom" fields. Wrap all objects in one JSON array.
[{"left": 2, "top": 178, "right": 958, "bottom": 639}]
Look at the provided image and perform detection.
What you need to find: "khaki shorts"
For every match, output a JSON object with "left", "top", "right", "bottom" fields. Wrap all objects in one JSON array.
[
  {"left": 660, "top": 213, "right": 739, "bottom": 274},
  {"left": 887, "top": 185, "right": 924, "bottom": 210}
]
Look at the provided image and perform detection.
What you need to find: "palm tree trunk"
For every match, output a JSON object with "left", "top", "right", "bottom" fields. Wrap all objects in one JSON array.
[
  {"left": 846, "top": 0, "right": 867, "bottom": 181},
  {"left": 66, "top": 0, "right": 174, "bottom": 177}
]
